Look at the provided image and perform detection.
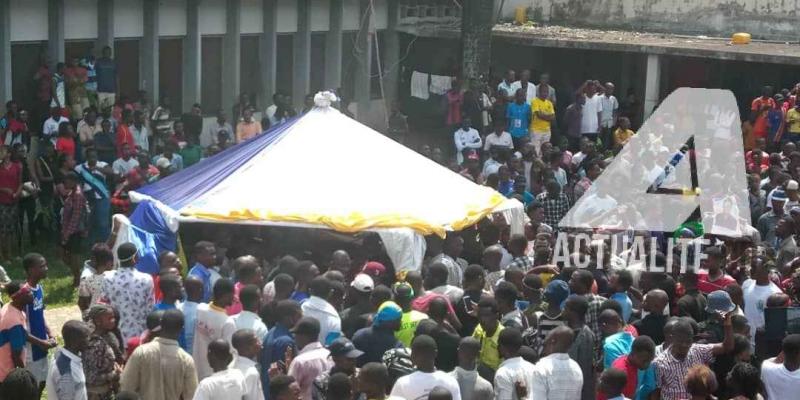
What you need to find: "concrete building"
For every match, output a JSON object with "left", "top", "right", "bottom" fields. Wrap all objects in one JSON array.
[
  {"left": 0, "top": 0, "right": 408, "bottom": 128},
  {"left": 397, "top": 0, "right": 800, "bottom": 134}
]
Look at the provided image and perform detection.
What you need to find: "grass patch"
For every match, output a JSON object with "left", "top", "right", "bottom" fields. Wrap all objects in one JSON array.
[{"left": 2, "top": 242, "right": 83, "bottom": 308}]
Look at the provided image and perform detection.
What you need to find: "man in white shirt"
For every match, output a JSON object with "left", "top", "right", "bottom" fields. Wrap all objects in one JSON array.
[
  {"left": 580, "top": 85, "right": 604, "bottom": 144},
  {"left": 743, "top": 258, "right": 783, "bottom": 347},
  {"left": 231, "top": 329, "right": 265, "bottom": 400},
  {"left": 510, "top": 70, "right": 536, "bottom": 103},
  {"left": 484, "top": 120, "right": 514, "bottom": 151},
  {"left": 222, "top": 285, "right": 268, "bottom": 343},
  {"left": 288, "top": 317, "right": 333, "bottom": 400},
  {"left": 761, "top": 334, "right": 800, "bottom": 400},
  {"left": 599, "top": 82, "right": 619, "bottom": 151},
  {"left": 531, "top": 326, "right": 584, "bottom": 400},
  {"left": 301, "top": 277, "right": 342, "bottom": 346},
  {"left": 46, "top": 321, "right": 91, "bottom": 400},
  {"left": 497, "top": 70, "right": 516, "bottom": 101},
  {"left": 390, "top": 335, "right": 461, "bottom": 400},
  {"left": 201, "top": 109, "right": 234, "bottom": 148},
  {"left": 43, "top": 107, "right": 70, "bottom": 143},
  {"left": 130, "top": 110, "right": 150, "bottom": 152},
  {"left": 193, "top": 339, "right": 246, "bottom": 400},
  {"left": 193, "top": 278, "right": 235, "bottom": 380},
  {"left": 112, "top": 146, "right": 139, "bottom": 177},
  {"left": 494, "top": 328, "right": 535, "bottom": 400},
  {"left": 454, "top": 117, "right": 482, "bottom": 165}
]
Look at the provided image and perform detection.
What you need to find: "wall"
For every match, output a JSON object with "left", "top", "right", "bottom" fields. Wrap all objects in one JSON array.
[{"left": 500, "top": 0, "right": 800, "bottom": 40}]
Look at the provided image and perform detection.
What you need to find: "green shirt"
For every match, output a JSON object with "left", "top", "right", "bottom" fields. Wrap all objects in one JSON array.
[
  {"left": 179, "top": 145, "right": 203, "bottom": 167},
  {"left": 472, "top": 323, "right": 504, "bottom": 370},
  {"left": 396, "top": 310, "right": 428, "bottom": 347}
]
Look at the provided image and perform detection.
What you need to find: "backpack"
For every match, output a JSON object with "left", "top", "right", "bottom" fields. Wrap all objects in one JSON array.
[{"left": 382, "top": 347, "right": 415, "bottom": 387}]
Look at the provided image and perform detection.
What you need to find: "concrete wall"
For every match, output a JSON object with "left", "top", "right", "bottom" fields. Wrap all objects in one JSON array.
[{"left": 499, "top": 0, "right": 800, "bottom": 40}]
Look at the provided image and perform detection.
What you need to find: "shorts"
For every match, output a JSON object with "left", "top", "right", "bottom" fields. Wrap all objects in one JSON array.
[
  {"left": 25, "top": 351, "right": 49, "bottom": 383},
  {"left": 0, "top": 204, "right": 18, "bottom": 235},
  {"left": 62, "top": 233, "right": 84, "bottom": 253}
]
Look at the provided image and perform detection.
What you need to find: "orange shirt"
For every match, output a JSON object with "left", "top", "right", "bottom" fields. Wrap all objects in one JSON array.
[
  {"left": 116, "top": 123, "right": 135, "bottom": 157},
  {"left": 236, "top": 120, "right": 263, "bottom": 142}
]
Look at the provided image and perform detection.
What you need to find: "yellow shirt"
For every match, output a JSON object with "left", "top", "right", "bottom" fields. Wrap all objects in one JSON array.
[
  {"left": 529, "top": 97, "right": 554, "bottom": 133},
  {"left": 396, "top": 310, "right": 428, "bottom": 347},
  {"left": 614, "top": 128, "right": 635, "bottom": 146},
  {"left": 787, "top": 108, "right": 800, "bottom": 134},
  {"left": 472, "top": 323, "right": 504, "bottom": 370}
]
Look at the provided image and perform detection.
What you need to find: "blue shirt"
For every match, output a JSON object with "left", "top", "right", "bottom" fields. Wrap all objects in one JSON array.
[
  {"left": 603, "top": 331, "right": 634, "bottom": 369},
  {"left": 94, "top": 58, "right": 117, "bottom": 93},
  {"left": 180, "top": 301, "right": 199, "bottom": 354},
  {"left": 610, "top": 292, "right": 633, "bottom": 322},
  {"left": 636, "top": 364, "right": 657, "bottom": 400},
  {"left": 261, "top": 323, "right": 295, "bottom": 400},
  {"left": 25, "top": 284, "right": 48, "bottom": 361},
  {"left": 290, "top": 291, "right": 309, "bottom": 303},
  {"left": 506, "top": 102, "right": 531, "bottom": 138},
  {"left": 155, "top": 302, "right": 186, "bottom": 348},
  {"left": 188, "top": 263, "right": 212, "bottom": 303}
]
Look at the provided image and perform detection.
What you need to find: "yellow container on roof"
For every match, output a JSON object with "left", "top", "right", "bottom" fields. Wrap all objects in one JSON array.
[
  {"left": 515, "top": 6, "right": 527, "bottom": 24},
  {"left": 732, "top": 32, "right": 751, "bottom": 44}
]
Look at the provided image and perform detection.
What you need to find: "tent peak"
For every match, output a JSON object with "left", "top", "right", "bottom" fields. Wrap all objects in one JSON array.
[{"left": 314, "top": 91, "right": 339, "bottom": 108}]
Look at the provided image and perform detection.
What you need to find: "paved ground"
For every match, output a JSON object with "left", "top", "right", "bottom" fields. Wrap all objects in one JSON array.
[{"left": 45, "top": 305, "right": 82, "bottom": 339}]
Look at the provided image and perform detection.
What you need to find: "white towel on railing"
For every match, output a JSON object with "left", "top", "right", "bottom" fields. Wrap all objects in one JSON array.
[
  {"left": 410, "top": 71, "right": 430, "bottom": 99},
  {"left": 429, "top": 74, "right": 453, "bottom": 95}
]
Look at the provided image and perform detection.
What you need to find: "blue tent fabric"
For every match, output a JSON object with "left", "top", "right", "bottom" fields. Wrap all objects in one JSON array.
[
  {"left": 135, "top": 118, "right": 298, "bottom": 210},
  {"left": 129, "top": 200, "right": 178, "bottom": 274}
]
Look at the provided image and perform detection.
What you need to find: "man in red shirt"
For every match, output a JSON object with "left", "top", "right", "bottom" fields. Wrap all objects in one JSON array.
[
  {"left": 752, "top": 86, "right": 776, "bottom": 140},
  {"left": 115, "top": 109, "right": 135, "bottom": 158},
  {"left": 697, "top": 245, "right": 737, "bottom": 294},
  {"left": 606, "top": 336, "right": 657, "bottom": 400}
]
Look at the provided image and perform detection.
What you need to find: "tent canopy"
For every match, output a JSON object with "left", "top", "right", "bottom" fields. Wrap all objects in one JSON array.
[{"left": 132, "top": 99, "right": 508, "bottom": 238}]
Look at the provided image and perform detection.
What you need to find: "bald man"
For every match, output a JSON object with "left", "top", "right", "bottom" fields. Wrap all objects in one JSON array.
[
  {"left": 482, "top": 245, "right": 505, "bottom": 292},
  {"left": 633, "top": 289, "right": 669, "bottom": 345},
  {"left": 194, "top": 339, "right": 246, "bottom": 400},
  {"left": 530, "top": 326, "right": 583, "bottom": 400}
]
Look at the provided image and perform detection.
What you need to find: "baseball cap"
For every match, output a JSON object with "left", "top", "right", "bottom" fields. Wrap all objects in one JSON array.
[
  {"left": 362, "top": 261, "right": 386, "bottom": 278},
  {"left": 788, "top": 180, "right": 799, "bottom": 191},
  {"left": 705, "top": 290, "right": 736, "bottom": 314},
  {"left": 544, "top": 280, "right": 570, "bottom": 309},
  {"left": 327, "top": 338, "right": 364, "bottom": 358},
  {"left": 291, "top": 317, "right": 321, "bottom": 336},
  {"left": 350, "top": 273, "right": 374, "bottom": 293}
]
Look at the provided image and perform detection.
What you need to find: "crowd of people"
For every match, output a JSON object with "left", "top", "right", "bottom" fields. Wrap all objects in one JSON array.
[{"left": 0, "top": 48, "right": 799, "bottom": 400}]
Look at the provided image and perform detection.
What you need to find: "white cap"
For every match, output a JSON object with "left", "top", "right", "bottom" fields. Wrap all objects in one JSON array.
[
  {"left": 787, "top": 180, "right": 799, "bottom": 191},
  {"left": 156, "top": 157, "right": 172, "bottom": 169},
  {"left": 350, "top": 273, "right": 374, "bottom": 293}
]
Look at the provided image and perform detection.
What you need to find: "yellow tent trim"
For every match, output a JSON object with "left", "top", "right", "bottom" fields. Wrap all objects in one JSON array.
[{"left": 181, "top": 192, "right": 507, "bottom": 238}]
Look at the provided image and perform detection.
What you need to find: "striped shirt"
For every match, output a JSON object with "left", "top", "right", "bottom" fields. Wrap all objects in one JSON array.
[{"left": 653, "top": 344, "right": 714, "bottom": 400}]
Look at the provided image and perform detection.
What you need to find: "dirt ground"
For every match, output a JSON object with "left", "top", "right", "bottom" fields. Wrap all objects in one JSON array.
[{"left": 45, "top": 305, "right": 82, "bottom": 339}]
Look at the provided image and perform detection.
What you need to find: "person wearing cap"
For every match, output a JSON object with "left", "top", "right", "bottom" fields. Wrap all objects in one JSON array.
[
  {"left": 311, "top": 338, "right": 363, "bottom": 400},
  {"left": 288, "top": 317, "right": 332, "bottom": 400},
  {"left": 352, "top": 301, "right": 403, "bottom": 367},
  {"left": 341, "top": 274, "right": 374, "bottom": 338},
  {"left": 458, "top": 150, "right": 485, "bottom": 184},
  {"left": 530, "top": 280, "right": 569, "bottom": 355},
  {"left": 453, "top": 117, "right": 482, "bottom": 165},
  {"left": 757, "top": 188, "right": 787, "bottom": 245},
  {"left": 0, "top": 282, "right": 37, "bottom": 382},
  {"left": 361, "top": 261, "right": 386, "bottom": 286},
  {"left": 785, "top": 179, "right": 800, "bottom": 209},
  {"left": 698, "top": 290, "right": 737, "bottom": 344},
  {"left": 100, "top": 242, "right": 154, "bottom": 344},
  {"left": 394, "top": 283, "right": 428, "bottom": 347}
]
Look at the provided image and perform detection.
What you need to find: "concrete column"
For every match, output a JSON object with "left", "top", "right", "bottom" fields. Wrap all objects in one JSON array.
[
  {"left": 618, "top": 52, "right": 631, "bottom": 96},
  {"left": 0, "top": 0, "right": 10, "bottom": 102},
  {"left": 183, "top": 0, "right": 201, "bottom": 111},
  {"left": 460, "top": 0, "right": 493, "bottom": 89},
  {"left": 96, "top": 0, "right": 115, "bottom": 51},
  {"left": 222, "top": 0, "right": 241, "bottom": 115},
  {"left": 644, "top": 53, "right": 661, "bottom": 121},
  {"left": 47, "top": 0, "right": 65, "bottom": 68},
  {"left": 141, "top": 0, "right": 160, "bottom": 105},
  {"left": 260, "top": 0, "right": 277, "bottom": 106},
  {"left": 324, "top": 0, "right": 343, "bottom": 90},
  {"left": 355, "top": 0, "right": 374, "bottom": 121},
  {"left": 381, "top": 0, "right": 400, "bottom": 105},
  {"left": 292, "top": 0, "right": 311, "bottom": 108}
]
